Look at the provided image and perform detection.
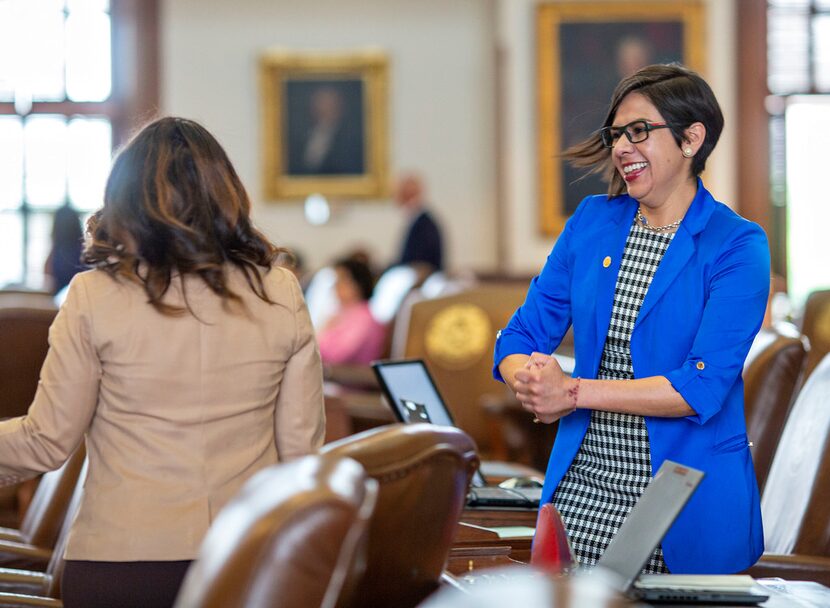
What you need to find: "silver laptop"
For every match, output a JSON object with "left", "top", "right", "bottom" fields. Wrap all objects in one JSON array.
[
  {"left": 596, "top": 460, "right": 769, "bottom": 605},
  {"left": 371, "top": 358, "right": 542, "bottom": 509}
]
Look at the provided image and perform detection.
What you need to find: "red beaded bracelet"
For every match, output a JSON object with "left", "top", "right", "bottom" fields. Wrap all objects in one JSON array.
[{"left": 567, "top": 377, "right": 581, "bottom": 410}]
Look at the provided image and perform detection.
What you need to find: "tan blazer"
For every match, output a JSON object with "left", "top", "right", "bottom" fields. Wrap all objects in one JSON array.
[{"left": 0, "top": 266, "right": 325, "bottom": 561}]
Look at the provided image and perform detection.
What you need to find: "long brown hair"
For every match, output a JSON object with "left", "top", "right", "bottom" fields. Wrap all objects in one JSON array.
[
  {"left": 564, "top": 63, "right": 724, "bottom": 198},
  {"left": 84, "top": 117, "right": 283, "bottom": 315}
]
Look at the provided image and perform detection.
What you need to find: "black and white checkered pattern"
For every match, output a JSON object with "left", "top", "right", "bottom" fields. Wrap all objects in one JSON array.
[{"left": 553, "top": 220, "right": 674, "bottom": 574}]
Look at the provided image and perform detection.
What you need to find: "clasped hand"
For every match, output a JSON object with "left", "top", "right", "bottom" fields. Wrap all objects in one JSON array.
[{"left": 513, "top": 352, "right": 575, "bottom": 424}]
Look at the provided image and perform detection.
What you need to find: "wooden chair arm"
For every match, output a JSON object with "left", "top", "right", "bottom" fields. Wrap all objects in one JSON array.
[
  {"left": 0, "top": 528, "right": 24, "bottom": 543},
  {"left": 0, "top": 592, "right": 60, "bottom": 607},
  {"left": 0, "top": 541, "right": 51, "bottom": 571},
  {"left": 746, "top": 553, "right": 830, "bottom": 587},
  {"left": 0, "top": 567, "right": 50, "bottom": 596}
]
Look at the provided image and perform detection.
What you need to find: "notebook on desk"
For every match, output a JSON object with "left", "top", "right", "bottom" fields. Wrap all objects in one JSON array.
[
  {"left": 371, "top": 359, "right": 542, "bottom": 509},
  {"left": 595, "top": 460, "right": 769, "bottom": 606}
]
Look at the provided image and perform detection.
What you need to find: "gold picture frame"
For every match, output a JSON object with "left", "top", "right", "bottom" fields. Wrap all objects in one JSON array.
[
  {"left": 536, "top": 1, "right": 705, "bottom": 235},
  {"left": 259, "top": 50, "right": 389, "bottom": 200}
]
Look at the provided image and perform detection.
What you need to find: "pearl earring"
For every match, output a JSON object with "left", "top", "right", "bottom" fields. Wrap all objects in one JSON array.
[{"left": 683, "top": 147, "right": 693, "bottom": 158}]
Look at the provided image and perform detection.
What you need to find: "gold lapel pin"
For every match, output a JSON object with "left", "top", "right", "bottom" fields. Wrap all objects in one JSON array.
[{"left": 602, "top": 256, "right": 611, "bottom": 268}]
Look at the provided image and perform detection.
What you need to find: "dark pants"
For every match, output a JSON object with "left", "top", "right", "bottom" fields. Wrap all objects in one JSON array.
[{"left": 62, "top": 560, "right": 193, "bottom": 608}]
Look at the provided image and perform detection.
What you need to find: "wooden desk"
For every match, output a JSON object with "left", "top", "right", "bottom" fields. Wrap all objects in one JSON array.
[{"left": 448, "top": 507, "right": 538, "bottom": 574}]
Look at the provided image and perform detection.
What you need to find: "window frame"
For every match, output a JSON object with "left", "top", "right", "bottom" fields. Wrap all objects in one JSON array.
[{"left": 0, "top": 0, "right": 158, "bottom": 289}]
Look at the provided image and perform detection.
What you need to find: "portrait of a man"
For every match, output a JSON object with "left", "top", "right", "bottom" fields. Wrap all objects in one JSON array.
[
  {"left": 284, "top": 79, "right": 366, "bottom": 176},
  {"left": 260, "top": 51, "right": 388, "bottom": 199},
  {"left": 559, "top": 22, "right": 683, "bottom": 215},
  {"left": 535, "top": 2, "right": 704, "bottom": 234}
]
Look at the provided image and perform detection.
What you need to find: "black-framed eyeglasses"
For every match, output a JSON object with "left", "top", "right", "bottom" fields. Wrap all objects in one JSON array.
[{"left": 599, "top": 120, "right": 671, "bottom": 148}]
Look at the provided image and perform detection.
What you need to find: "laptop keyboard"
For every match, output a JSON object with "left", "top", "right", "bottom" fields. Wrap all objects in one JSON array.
[{"left": 467, "top": 486, "right": 540, "bottom": 508}]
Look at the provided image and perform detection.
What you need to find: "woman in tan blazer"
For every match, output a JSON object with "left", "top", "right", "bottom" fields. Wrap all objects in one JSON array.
[{"left": 0, "top": 117, "right": 325, "bottom": 607}]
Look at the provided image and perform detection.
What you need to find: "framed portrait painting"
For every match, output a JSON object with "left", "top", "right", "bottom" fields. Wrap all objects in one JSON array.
[
  {"left": 536, "top": 1, "right": 705, "bottom": 235},
  {"left": 260, "top": 50, "right": 389, "bottom": 200}
]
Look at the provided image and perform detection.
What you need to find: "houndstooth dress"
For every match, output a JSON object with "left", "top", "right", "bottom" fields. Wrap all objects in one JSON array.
[{"left": 552, "top": 218, "right": 675, "bottom": 574}]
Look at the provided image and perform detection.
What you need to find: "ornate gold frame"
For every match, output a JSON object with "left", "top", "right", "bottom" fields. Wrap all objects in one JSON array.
[
  {"left": 536, "top": 1, "right": 705, "bottom": 235},
  {"left": 259, "top": 50, "right": 389, "bottom": 200}
]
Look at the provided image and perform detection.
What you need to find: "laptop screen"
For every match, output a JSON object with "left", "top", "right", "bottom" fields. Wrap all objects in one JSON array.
[
  {"left": 372, "top": 359, "right": 456, "bottom": 426},
  {"left": 372, "top": 359, "right": 487, "bottom": 487},
  {"left": 596, "top": 460, "right": 704, "bottom": 590}
]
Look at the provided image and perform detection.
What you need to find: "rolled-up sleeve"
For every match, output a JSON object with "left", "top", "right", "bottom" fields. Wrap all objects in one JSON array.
[
  {"left": 493, "top": 198, "right": 588, "bottom": 382},
  {"left": 274, "top": 272, "right": 325, "bottom": 460},
  {"left": 665, "top": 223, "right": 771, "bottom": 424},
  {"left": 0, "top": 275, "right": 100, "bottom": 482}
]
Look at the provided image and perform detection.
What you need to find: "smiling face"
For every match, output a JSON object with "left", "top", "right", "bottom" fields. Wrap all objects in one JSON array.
[{"left": 610, "top": 91, "right": 699, "bottom": 215}]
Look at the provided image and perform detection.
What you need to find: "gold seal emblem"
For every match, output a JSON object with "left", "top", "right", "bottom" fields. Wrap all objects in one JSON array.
[{"left": 425, "top": 304, "right": 492, "bottom": 370}]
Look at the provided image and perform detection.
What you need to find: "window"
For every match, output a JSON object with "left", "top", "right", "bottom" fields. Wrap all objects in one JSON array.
[
  {"left": 0, "top": 0, "right": 158, "bottom": 291},
  {"left": 767, "top": 0, "right": 830, "bottom": 306}
]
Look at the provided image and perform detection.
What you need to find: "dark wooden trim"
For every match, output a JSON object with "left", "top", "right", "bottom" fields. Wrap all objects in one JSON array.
[
  {"left": 0, "top": 101, "right": 117, "bottom": 115},
  {"left": 736, "top": 1, "right": 776, "bottom": 269},
  {"left": 110, "top": 0, "right": 160, "bottom": 147}
]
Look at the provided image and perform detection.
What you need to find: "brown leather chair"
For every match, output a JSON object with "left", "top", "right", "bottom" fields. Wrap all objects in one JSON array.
[
  {"left": 0, "top": 443, "right": 87, "bottom": 571},
  {"left": 0, "top": 456, "right": 88, "bottom": 605},
  {"left": 0, "top": 307, "right": 57, "bottom": 420},
  {"left": 743, "top": 330, "right": 808, "bottom": 493},
  {"left": 0, "top": 307, "right": 58, "bottom": 527},
  {"left": 319, "top": 423, "right": 479, "bottom": 608},
  {"left": 801, "top": 289, "right": 830, "bottom": 380},
  {"left": 747, "top": 353, "right": 830, "bottom": 585},
  {"left": 174, "top": 455, "right": 377, "bottom": 608}
]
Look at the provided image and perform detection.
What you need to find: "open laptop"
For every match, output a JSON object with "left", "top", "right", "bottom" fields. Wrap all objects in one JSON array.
[
  {"left": 596, "top": 460, "right": 769, "bottom": 605},
  {"left": 371, "top": 359, "right": 542, "bottom": 509}
]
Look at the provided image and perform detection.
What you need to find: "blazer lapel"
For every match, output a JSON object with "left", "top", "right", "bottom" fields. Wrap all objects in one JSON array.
[
  {"left": 592, "top": 200, "right": 636, "bottom": 374},
  {"left": 634, "top": 228, "right": 695, "bottom": 329},
  {"left": 634, "top": 179, "right": 716, "bottom": 330}
]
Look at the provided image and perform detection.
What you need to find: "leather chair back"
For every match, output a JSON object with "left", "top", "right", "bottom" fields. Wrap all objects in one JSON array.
[
  {"left": 801, "top": 289, "right": 830, "bottom": 380},
  {"left": 320, "top": 424, "right": 479, "bottom": 608},
  {"left": 0, "top": 308, "right": 57, "bottom": 419},
  {"left": 0, "top": 442, "right": 87, "bottom": 554},
  {"left": 394, "top": 286, "right": 527, "bottom": 453},
  {"left": 174, "top": 456, "right": 377, "bottom": 608},
  {"left": 743, "top": 332, "right": 808, "bottom": 493},
  {"left": 761, "top": 352, "right": 830, "bottom": 555},
  {"left": 0, "top": 291, "right": 57, "bottom": 310}
]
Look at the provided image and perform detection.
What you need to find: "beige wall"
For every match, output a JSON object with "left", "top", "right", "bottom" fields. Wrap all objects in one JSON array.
[
  {"left": 161, "top": 0, "right": 736, "bottom": 275},
  {"left": 161, "top": 0, "right": 498, "bottom": 273}
]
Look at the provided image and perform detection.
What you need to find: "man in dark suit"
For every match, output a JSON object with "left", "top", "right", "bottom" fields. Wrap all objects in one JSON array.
[{"left": 395, "top": 173, "right": 444, "bottom": 271}]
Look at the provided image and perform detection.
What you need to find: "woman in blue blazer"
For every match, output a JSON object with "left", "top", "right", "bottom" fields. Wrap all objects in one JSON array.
[{"left": 494, "top": 65, "right": 769, "bottom": 574}]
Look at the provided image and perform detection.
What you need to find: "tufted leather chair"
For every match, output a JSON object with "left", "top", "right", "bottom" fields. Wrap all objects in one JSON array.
[
  {"left": 174, "top": 456, "right": 377, "bottom": 608},
  {"left": 0, "top": 443, "right": 87, "bottom": 571},
  {"left": 319, "top": 423, "right": 479, "bottom": 608},
  {"left": 801, "top": 289, "right": 830, "bottom": 381},
  {"left": 743, "top": 331, "right": 808, "bottom": 493},
  {"left": 746, "top": 353, "right": 830, "bottom": 585}
]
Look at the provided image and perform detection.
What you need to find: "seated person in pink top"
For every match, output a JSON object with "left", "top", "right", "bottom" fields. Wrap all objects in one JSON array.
[{"left": 317, "top": 258, "right": 386, "bottom": 364}]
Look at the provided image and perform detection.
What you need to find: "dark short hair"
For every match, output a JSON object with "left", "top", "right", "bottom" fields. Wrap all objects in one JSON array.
[
  {"left": 335, "top": 258, "right": 375, "bottom": 301},
  {"left": 565, "top": 64, "right": 724, "bottom": 197}
]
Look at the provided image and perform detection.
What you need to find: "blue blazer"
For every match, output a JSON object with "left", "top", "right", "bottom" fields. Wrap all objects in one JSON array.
[{"left": 494, "top": 181, "right": 770, "bottom": 573}]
